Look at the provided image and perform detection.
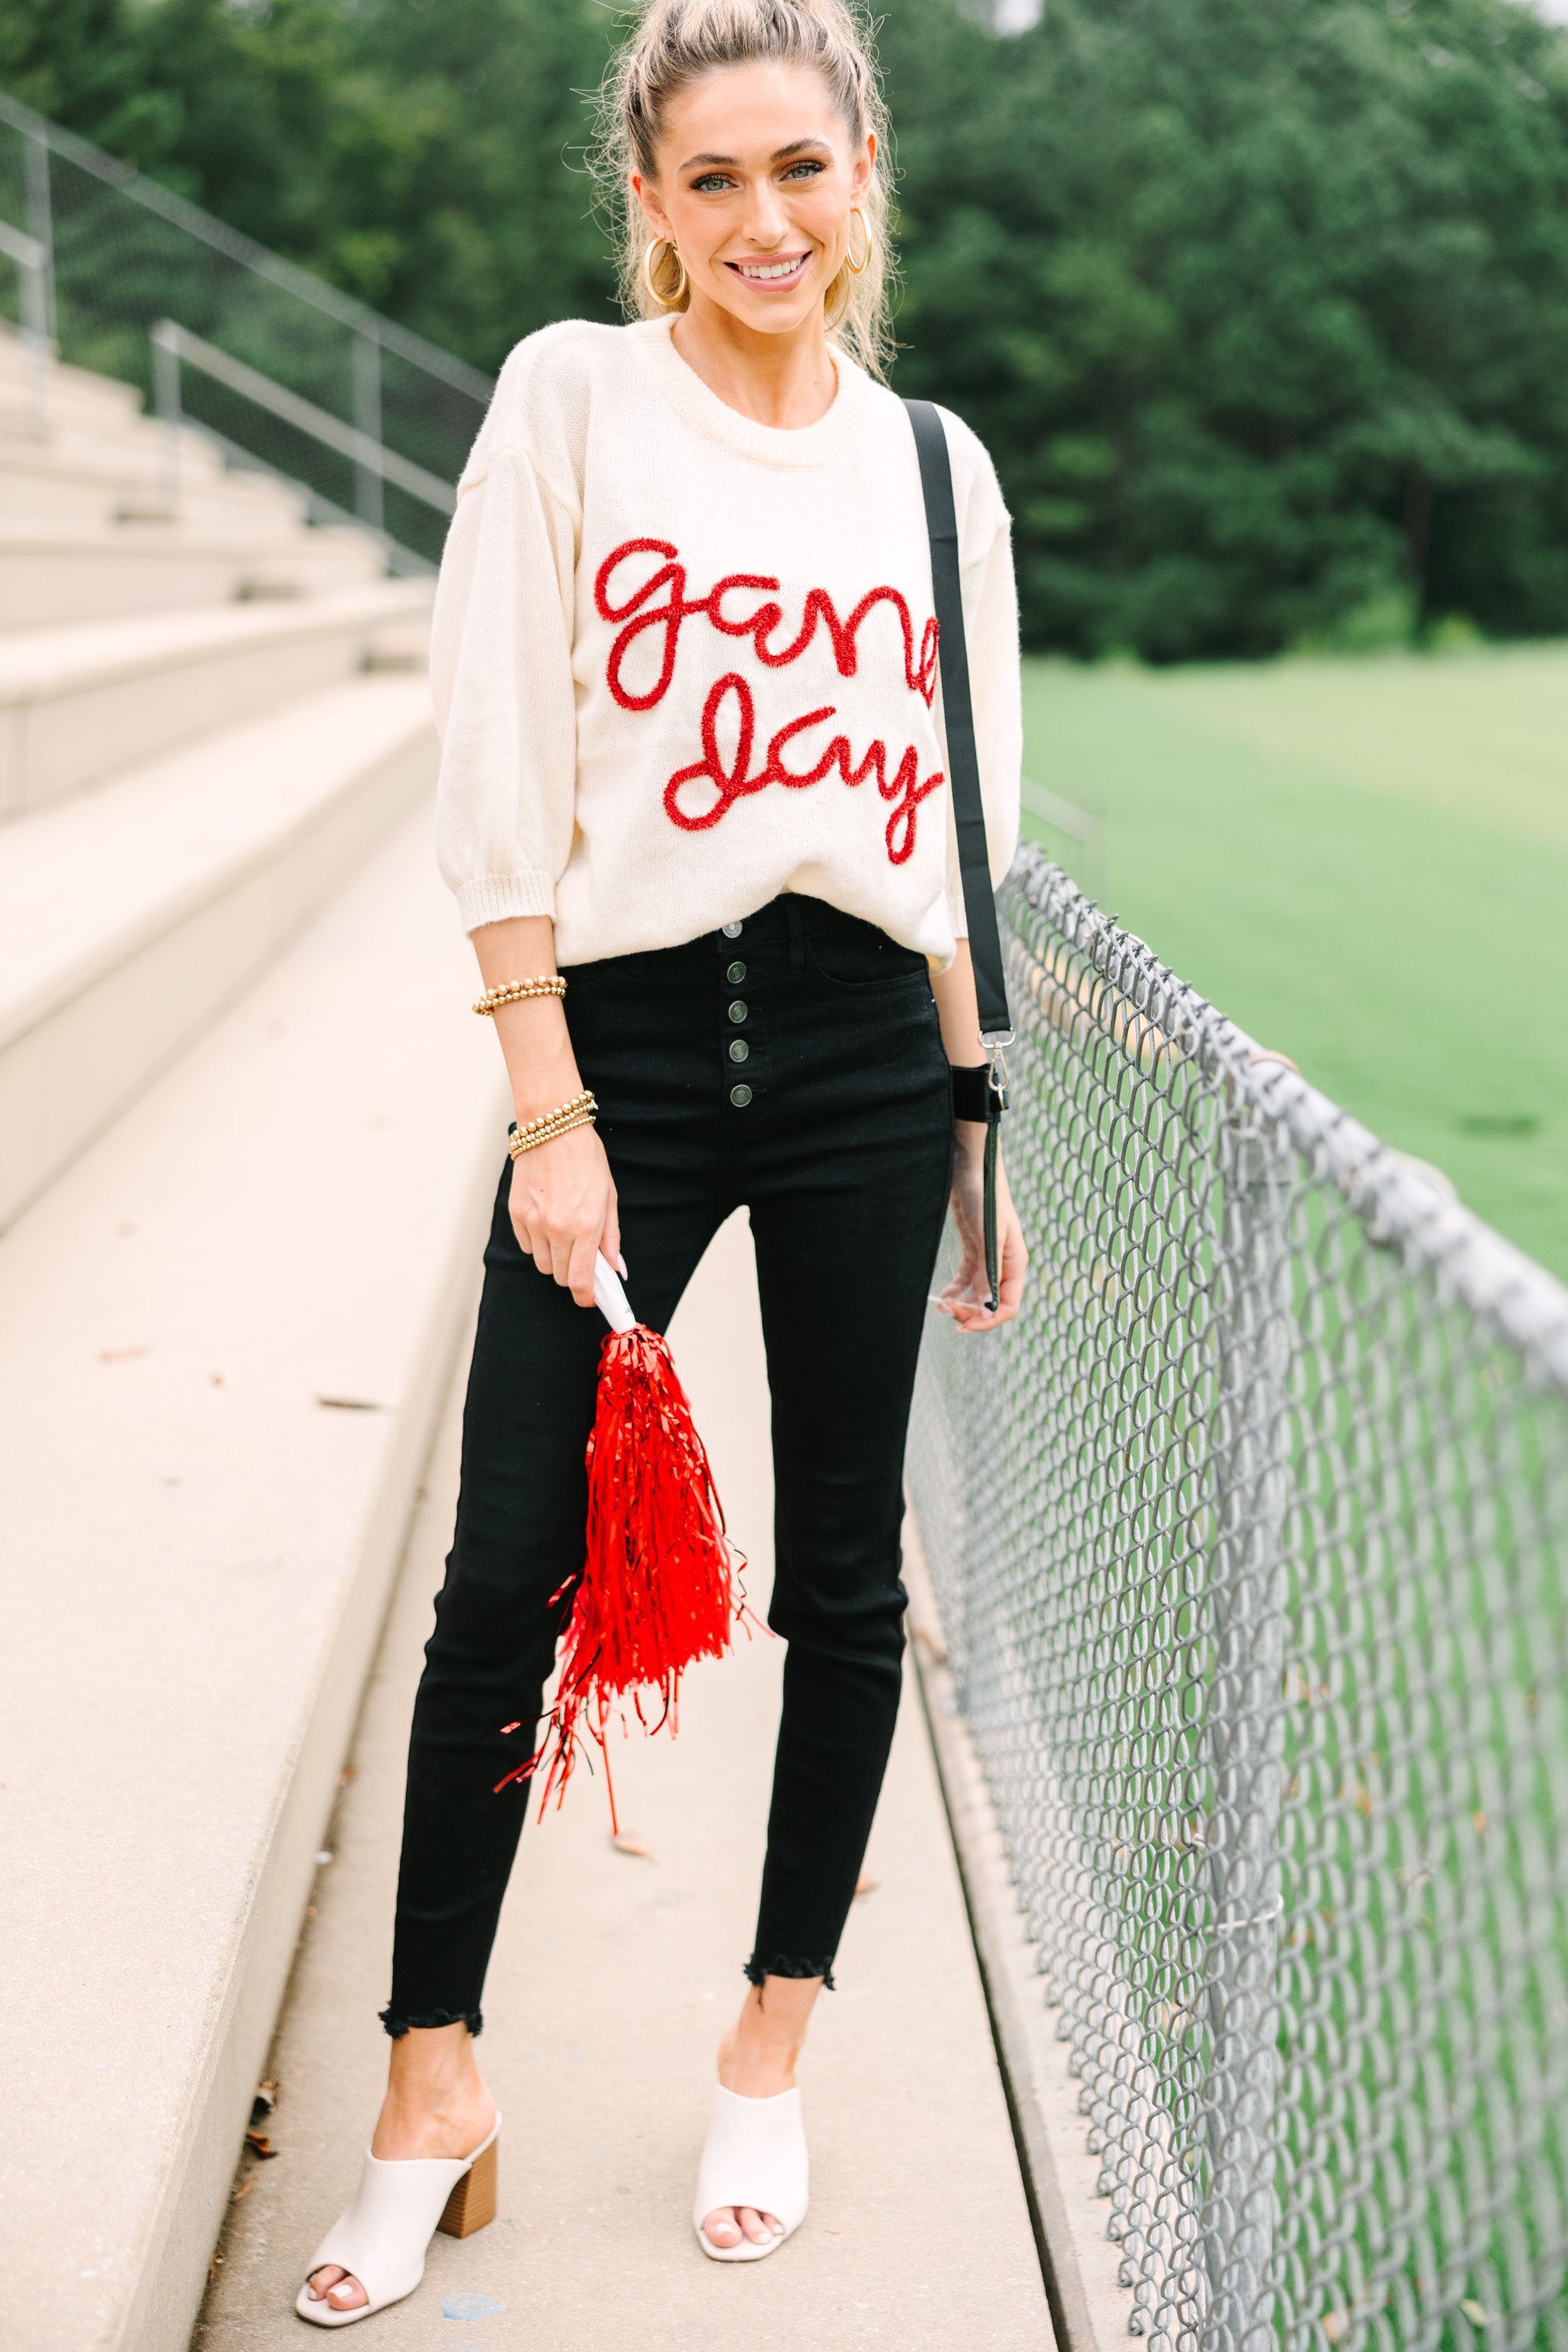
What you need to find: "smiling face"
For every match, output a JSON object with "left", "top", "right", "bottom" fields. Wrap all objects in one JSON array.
[{"left": 632, "top": 60, "right": 873, "bottom": 342}]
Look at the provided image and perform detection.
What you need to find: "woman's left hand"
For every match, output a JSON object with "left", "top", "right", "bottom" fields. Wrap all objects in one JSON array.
[{"left": 936, "top": 1127, "right": 1029, "bottom": 1333}]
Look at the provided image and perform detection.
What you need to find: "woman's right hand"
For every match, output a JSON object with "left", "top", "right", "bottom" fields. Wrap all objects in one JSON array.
[{"left": 509, "top": 1122, "right": 621, "bottom": 1308}]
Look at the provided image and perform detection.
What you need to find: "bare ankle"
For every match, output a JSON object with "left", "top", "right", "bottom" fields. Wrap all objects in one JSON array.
[
  {"left": 387, "top": 2020, "right": 481, "bottom": 2094},
  {"left": 372, "top": 2023, "right": 493, "bottom": 2159}
]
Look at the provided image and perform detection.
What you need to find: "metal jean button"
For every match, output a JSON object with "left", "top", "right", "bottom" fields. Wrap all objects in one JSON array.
[
  {"left": 729, "top": 1083, "right": 753, "bottom": 1107},
  {"left": 726, "top": 960, "right": 746, "bottom": 984},
  {"left": 721, "top": 921, "right": 743, "bottom": 939},
  {"left": 728, "top": 1000, "right": 747, "bottom": 1024},
  {"left": 729, "top": 1039, "right": 749, "bottom": 1062}
]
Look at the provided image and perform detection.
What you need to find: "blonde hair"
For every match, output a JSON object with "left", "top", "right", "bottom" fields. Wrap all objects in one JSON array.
[{"left": 597, "top": 0, "right": 895, "bottom": 382}]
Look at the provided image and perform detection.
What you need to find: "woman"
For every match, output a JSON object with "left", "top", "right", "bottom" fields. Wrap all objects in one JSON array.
[{"left": 299, "top": 0, "right": 1026, "bottom": 2322}]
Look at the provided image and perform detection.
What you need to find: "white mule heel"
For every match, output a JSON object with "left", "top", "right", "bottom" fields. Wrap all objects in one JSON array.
[
  {"left": 692, "top": 2085, "right": 808, "bottom": 2262},
  {"left": 296, "top": 2115, "right": 500, "bottom": 2327}
]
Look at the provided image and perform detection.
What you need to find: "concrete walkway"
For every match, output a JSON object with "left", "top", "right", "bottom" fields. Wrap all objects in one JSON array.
[{"left": 196, "top": 1210, "right": 1048, "bottom": 2352}]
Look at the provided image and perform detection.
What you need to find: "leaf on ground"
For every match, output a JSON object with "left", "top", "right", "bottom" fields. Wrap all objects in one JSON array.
[
  {"left": 611, "top": 1831, "right": 655, "bottom": 1859},
  {"left": 316, "top": 1394, "right": 383, "bottom": 1411},
  {"left": 854, "top": 1872, "right": 878, "bottom": 1897},
  {"left": 245, "top": 2131, "right": 278, "bottom": 2158},
  {"left": 249, "top": 2081, "right": 277, "bottom": 2123},
  {"left": 230, "top": 2178, "right": 256, "bottom": 2203},
  {"left": 338, "top": 1766, "right": 358, "bottom": 1787}
]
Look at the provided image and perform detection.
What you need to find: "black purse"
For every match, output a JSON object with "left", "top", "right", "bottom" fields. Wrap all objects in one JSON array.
[{"left": 904, "top": 398, "right": 1014, "bottom": 1313}]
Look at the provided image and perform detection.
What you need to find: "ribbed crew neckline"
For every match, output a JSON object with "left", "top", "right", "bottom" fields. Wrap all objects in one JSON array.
[{"left": 629, "top": 314, "right": 871, "bottom": 469}]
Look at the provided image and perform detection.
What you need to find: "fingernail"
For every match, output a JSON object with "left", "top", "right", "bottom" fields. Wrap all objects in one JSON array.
[{"left": 616, "top": 1253, "right": 628, "bottom": 1276}]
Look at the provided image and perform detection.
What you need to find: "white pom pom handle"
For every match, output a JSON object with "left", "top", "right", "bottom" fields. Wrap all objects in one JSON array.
[{"left": 593, "top": 1253, "right": 637, "bottom": 1335}]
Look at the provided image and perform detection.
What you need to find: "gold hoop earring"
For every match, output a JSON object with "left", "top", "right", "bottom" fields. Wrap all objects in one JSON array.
[
  {"left": 643, "top": 237, "right": 688, "bottom": 307},
  {"left": 845, "top": 207, "right": 873, "bottom": 277}
]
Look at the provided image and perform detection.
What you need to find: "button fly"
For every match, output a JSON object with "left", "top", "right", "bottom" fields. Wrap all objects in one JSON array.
[
  {"left": 721, "top": 921, "right": 743, "bottom": 939},
  {"left": 729, "top": 1039, "right": 749, "bottom": 1062},
  {"left": 726, "top": 961, "right": 746, "bottom": 985},
  {"left": 730, "top": 1083, "right": 753, "bottom": 1107},
  {"left": 728, "top": 1000, "right": 748, "bottom": 1024}
]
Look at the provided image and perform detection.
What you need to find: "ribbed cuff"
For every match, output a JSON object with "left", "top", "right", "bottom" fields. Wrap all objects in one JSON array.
[{"left": 456, "top": 869, "right": 557, "bottom": 933}]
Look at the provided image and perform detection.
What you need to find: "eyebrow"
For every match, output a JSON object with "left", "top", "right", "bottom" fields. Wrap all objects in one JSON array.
[{"left": 678, "top": 138, "right": 832, "bottom": 171}]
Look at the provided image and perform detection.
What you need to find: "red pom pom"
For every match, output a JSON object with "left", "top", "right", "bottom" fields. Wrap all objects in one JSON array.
[{"left": 496, "top": 1322, "right": 746, "bottom": 1824}]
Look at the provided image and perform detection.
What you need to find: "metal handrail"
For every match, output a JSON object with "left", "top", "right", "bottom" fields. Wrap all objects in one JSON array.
[
  {"left": 0, "top": 87, "right": 493, "bottom": 401},
  {"left": 186, "top": 416, "right": 437, "bottom": 579},
  {"left": 0, "top": 221, "right": 43, "bottom": 268},
  {"left": 1019, "top": 775, "right": 1102, "bottom": 846},
  {"left": 0, "top": 218, "right": 49, "bottom": 436},
  {"left": 151, "top": 320, "right": 457, "bottom": 519}
]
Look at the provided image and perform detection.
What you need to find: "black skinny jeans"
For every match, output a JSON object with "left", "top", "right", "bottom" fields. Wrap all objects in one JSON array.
[{"left": 383, "top": 894, "right": 953, "bottom": 2037}]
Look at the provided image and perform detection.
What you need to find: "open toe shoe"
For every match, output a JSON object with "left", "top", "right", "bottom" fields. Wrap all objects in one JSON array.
[
  {"left": 295, "top": 2114, "right": 500, "bottom": 2326},
  {"left": 691, "top": 2084, "right": 808, "bottom": 2263}
]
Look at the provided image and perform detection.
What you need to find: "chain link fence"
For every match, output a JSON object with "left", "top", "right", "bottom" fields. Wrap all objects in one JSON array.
[
  {"left": 909, "top": 845, "right": 1568, "bottom": 2352},
  {"left": 0, "top": 92, "right": 492, "bottom": 568}
]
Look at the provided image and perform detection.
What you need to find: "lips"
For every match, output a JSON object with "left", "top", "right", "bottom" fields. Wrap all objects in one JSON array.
[{"left": 726, "top": 252, "right": 811, "bottom": 288}]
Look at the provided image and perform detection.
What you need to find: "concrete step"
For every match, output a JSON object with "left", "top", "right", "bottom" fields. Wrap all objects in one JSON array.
[
  {"left": 0, "top": 806, "right": 505, "bottom": 2352},
  {"left": 0, "top": 331, "right": 318, "bottom": 532},
  {"left": 0, "top": 433, "right": 313, "bottom": 531},
  {"left": 0, "top": 519, "right": 384, "bottom": 630},
  {"left": 0, "top": 576, "right": 431, "bottom": 818},
  {"left": 1, "top": 401, "right": 270, "bottom": 485},
  {"left": 0, "top": 331, "right": 147, "bottom": 434},
  {"left": 0, "top": 671, "right": 438, "bottom": 1232}
]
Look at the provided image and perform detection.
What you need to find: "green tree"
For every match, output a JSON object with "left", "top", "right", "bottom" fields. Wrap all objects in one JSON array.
[
  {"left": 3, "top": 0, "right": 618, "bottom": 355},
  {"left": 886, "top": 0, "right": 1568, "bottom": 655}
]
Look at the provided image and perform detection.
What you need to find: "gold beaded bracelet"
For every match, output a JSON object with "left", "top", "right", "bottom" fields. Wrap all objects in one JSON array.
[
  {"left": 474, "top": 975, "right": 568, "bottom": 1017},
  {"left": 507, "top": 1089, "right": 597, "bottom": 1160},
  {"left": 508, "top": 1106, "right": 597, "bottom": 1160}
]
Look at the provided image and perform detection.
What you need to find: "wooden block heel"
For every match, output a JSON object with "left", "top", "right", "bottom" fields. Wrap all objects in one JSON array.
[
  {"left": 296, "top": 2116, "right": 501, "bottom": 2325},
  {"left": 437, "top": 2136, "right": 498, "bottom": 2239}
]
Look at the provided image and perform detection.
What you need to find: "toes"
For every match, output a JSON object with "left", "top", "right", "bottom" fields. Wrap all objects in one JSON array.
[
  {"left": 306, "top": 2267, "right": 343, "bottom": 2300},
  {"left": 702, "top": 2205, "right": 787, "bottom": 2251},
  {"left": 327, "top": 2274, "right": 368, "bottom": 2310}
]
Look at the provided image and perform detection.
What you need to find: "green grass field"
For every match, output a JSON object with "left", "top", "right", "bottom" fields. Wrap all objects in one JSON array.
[{"left": 1018, "top": 646, "right": 1568, "bottom": 1283}]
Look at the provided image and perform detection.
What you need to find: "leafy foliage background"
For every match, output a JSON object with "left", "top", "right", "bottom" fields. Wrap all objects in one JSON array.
[{"left": 9, "top": 0, "right": 1568, "bottom": 658}]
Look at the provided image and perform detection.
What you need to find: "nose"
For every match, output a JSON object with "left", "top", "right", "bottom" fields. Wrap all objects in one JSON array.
[{"left": 739, "top": 177, "right": 789, "bottom": 249}]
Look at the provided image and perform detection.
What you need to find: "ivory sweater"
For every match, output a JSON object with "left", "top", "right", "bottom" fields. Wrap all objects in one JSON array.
[{"left": 430, "top": 314, "right": 1022, "bottom": 967}]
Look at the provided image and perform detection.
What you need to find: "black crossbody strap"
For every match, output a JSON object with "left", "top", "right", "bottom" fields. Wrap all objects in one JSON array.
[
  {"left": 903, "top": 397, "right": 1013, "bottom": 1048},
  {"left": 906, "top": 397, "right": 1013, "bottom": 1314}
]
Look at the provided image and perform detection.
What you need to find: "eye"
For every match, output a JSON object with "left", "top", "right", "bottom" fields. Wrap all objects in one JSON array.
[
  {"left": 781, "top": 158, "right": 826, "bottom": 181},
  {"left": 691, "top": 171, "right": 735, "bottom": 194}
]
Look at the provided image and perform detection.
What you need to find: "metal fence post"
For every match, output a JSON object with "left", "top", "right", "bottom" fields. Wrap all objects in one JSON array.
[
  {"left": 0, "top": 223, "right": 48, "bottom": 435},
  {"left": 24, "top": 125, "right": 55, "bottom": 348},
  {"left": 354, "top": 329, "right": 384, "bottom": 531},
  {"left": 1201, "top": 1105, "right": 1293, "bottom": 2351},
  {"left": 152, "top": 321, "right": 181, "bottom": 510}
]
